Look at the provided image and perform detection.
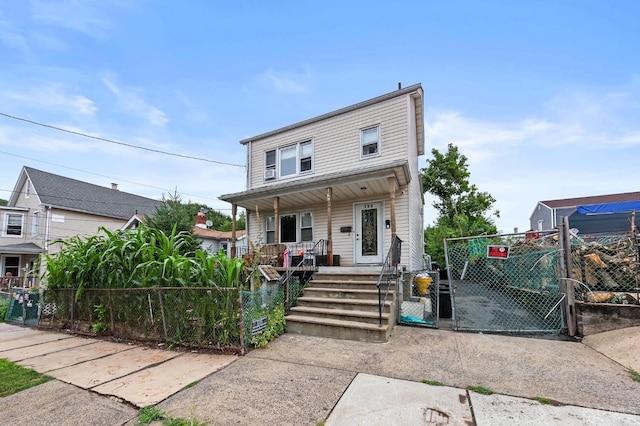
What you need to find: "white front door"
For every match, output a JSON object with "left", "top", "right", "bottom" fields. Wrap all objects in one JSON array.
[{"left": 354, "top": 201, "right": 384, "bottom": 264}]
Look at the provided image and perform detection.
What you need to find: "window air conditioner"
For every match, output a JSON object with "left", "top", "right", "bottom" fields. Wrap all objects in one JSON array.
[{"left": 264, "top": 169, "right": 276, "bottom": 180}]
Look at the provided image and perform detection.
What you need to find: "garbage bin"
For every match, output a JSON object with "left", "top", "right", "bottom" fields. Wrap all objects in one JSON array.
[{"left": 438, "top": 282, "right": 452, "bottom": 319}]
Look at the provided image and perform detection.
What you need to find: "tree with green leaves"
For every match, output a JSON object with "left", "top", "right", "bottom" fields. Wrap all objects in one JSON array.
[
  {"left": 144, "top": 193, "right": 202, "bottom": 255},
  {"left": 0, "top": 199, "right": 7, "bottom": 206},
  {"left": 421, "top": 143, "right": 499, "bottom": 264}
]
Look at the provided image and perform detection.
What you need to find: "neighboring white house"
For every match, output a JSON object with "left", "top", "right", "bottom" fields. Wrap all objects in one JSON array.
[
  {"left": 122, "top": 211, "right": 248, "bottom": 256},
  {"left": 219, "top": 84, "right": 425, "bottom": 270},
  {"left": 0, "top": 166, "right": 162, "bottom": 282}
]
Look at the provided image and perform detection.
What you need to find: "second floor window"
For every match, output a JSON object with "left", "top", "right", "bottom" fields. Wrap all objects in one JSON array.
[
  {"left": 361, "top": 126, "right": 380, "bottom": 158},
  {"left": 4, "top": 213, "right": 23, "bottom": 236},
  {"left": 264, "top": 140, "right": 313, "bottom": 181}
]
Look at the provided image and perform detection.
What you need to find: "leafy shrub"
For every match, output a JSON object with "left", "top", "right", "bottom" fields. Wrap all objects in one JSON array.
[{"left": 249, "top": 304, "right": 286, "bottom": 348}]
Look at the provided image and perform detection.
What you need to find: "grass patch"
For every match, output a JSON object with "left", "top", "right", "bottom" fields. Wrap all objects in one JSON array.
[
  {"left": 137, "top": 406, "right": 209, "bottom": 426},
  {"left": 421, "top": 379, "right": 444, "bottom": 386},
  {"left": 533, "top": 396, "right": 552, "bottom": 405},
  {"left": 467, "top": 385, "right": 493, "bottom": 395},
  {"left": 0, "top": 359, "right": 53, "bottom": 397},
  {"left": 629, "top": 368, "right": 640, "bottom": 382},
  {"left": 182, "top": 380, "right": 200, "bottom": 390}
]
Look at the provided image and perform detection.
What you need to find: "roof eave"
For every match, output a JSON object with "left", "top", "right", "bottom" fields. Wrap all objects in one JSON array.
[{"left": 239, "top": 84, "right": 423, "bottom": 145}]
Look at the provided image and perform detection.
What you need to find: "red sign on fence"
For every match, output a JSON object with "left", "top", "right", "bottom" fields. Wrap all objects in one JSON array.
[{"left": 486, "top": 245, "right": 510, "bottom": 259}]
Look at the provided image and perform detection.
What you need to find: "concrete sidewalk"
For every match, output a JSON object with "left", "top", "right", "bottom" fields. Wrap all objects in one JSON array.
[{"left": 1, "top": 323, "right": 639, "bottom": 425}]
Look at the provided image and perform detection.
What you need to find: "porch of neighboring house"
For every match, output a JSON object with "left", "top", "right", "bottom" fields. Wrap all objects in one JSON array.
[{"left": 0, "top": 243, "right": 43, "bottom": 290}]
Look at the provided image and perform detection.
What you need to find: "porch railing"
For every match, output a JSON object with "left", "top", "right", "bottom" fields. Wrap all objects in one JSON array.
[
  {"left": 235, "top": 240, "right": 328, "bottom": 267},
  {"left": 377, "top": 235, "right": 402, "bottom": 325},
  {"left": 280, "top": 239, "right": 327, "bottom": 313}
]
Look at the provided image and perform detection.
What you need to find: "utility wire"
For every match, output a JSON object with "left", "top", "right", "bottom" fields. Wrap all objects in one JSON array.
[
  {"left": 0, "top": 150, "right": 236, "bottom": 207},
  {"left": 0, "top": 111, "right": 245, "bottom": 167}
]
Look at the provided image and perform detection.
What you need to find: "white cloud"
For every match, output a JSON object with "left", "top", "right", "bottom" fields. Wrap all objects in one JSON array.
[
  {"left": 261, "top": 67, "right": 312, "bottom": 94},
  {"left": 424, "top": 81, "right": 640, "bottom": 233},
  {"left": 28, "top": 0, "right": 135, "bottom": 40},
  {"left": 102, "top": 77, "right": 168, "bottom": 127},
  {"left": 2, "top": 83, "right": 97, "bottom": 115}
]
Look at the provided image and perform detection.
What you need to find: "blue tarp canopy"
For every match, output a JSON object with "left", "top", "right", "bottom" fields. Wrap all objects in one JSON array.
[{"left": 576, "top": 200, "right": 640, "bottom": 215}]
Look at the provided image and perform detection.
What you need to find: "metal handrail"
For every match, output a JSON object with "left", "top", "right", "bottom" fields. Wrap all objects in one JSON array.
[
  {"left": 281, "top": 239, "right": 327, "bottom": 312},
  {"left": 376, "top": 235, "right": 402, "bottom": 325}
]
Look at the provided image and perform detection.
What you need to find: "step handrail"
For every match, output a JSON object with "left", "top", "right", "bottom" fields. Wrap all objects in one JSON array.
[
  {"left": 376, "top": 235, "right": 402, "bottom": 325},
  {"left": 281, "top": 239, "right": 327, "bottom": 312}
]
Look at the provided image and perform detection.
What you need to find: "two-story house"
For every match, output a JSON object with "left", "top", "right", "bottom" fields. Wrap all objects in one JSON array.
[
  {"left": 219, "top": 84, "right": 425, "bottom": 271},
  {"left": 0, "top": 166, "right": 162, "bottom": 284}
]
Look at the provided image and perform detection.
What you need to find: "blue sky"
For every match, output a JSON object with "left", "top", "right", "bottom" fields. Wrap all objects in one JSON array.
[{"left": 1, "top": 0, "right": 639, "bottom": 234}]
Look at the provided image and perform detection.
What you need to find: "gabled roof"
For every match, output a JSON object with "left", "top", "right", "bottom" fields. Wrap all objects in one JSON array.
[
  {"left": 10, "top": 166, "right": 162, "bottom": 220},
  {"left": 239, "top": 83, "right": 424, "bottom": 155},
  {"left": 540, "top": 191, "right": 640, "bottom": 209}
]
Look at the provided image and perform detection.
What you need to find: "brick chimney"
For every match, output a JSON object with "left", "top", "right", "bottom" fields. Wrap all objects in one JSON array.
[{"left": 194, "top": 211, "right": 207, "bottom": 228}]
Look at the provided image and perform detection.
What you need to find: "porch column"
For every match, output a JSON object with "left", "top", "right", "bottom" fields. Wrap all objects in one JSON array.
[
  {"left": 388, "top": 177, "right": 397, "bottom": 238},
  {"left": 273, "top": 197, "right": 280, "bottom": 244},
  {"left": 326, "top": 187, "right": 333, "bottom": 266},
  {"left": 230, "top": 203, "right": 237, "bottom": 258}
]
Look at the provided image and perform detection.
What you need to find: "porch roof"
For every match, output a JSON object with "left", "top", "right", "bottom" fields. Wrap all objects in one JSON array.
[
  {"left": 0, "top": 243, "right": 43, "bottom": 254},
  {"left": 219, "top": 159, "right": 411, "bottom": 211}
]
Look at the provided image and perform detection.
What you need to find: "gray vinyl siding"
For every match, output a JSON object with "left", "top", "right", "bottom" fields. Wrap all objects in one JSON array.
[
  {"left": 248, "top": 95, "right": 411, "bottom": 190},
  {"left": 46, "top": 209, "right": 126, "bottom": 255}
]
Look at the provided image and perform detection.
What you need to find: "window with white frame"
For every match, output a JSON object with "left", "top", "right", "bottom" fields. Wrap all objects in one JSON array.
[
  {"left": 25, "top": 180, "right": 31, "bottom": 198},
  {"left": 360, "top": 126, "right": 380, "bottom": 158},
  {"left": 31, "top": 211, "right": 38, "bottom": 236},
  {"left": 265, "top": 216, "right": 275, "bottom": 244},
  {"left": 266, "top": 211, "right": 313, "bottom": 243},
  {"left": 280, "top": 214, "right": 297, "bottom": 242},
  {"left": 264, "top": 150, "right": 276, "bottom": 180},
  {"left": 264, "top": 140, "right": 313, "bottom": 181},
  {"left": 301, "top": 212, "right": 313, "bottom": 241},
  {"left": 4, "top": 213, "right": 23, "bottom": 236}
]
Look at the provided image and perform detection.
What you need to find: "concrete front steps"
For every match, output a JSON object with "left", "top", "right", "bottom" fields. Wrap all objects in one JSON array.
[{"left": 286, "top": 267, "right": 397, "bottom": 343}]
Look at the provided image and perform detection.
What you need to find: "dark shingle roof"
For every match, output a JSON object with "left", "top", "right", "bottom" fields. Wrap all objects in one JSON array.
[
  {"left": 24, "top": 167, "right": 162, "bottom": 220},
  {"left": 541, "top": 191, "right": 640, "bottom": 209}
]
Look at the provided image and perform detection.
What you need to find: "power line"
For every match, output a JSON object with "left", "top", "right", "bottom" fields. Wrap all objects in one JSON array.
[
  {"left": 0, "top": 150, "right": 235, "bottom": 207},
  {"left": 0, "top": 111, "right": 246, "bottom": 167}
]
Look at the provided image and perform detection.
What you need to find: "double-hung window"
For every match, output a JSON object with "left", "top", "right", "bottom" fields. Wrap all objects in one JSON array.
[
  {"left": 4, "top": 213, "right": 23, "bottom": 236},
  {"left": 264, "top": 140, "right": 313, "bottom": 181},
  {"left": 265, "top": 216, "right": 275, "bottom": 244},
  {"left": 360, "top": 126, "right": 380, "bottom": 158}
]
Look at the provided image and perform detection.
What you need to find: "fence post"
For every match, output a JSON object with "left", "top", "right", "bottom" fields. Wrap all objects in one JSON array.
[
  {"left": 107, "top": 288, "right": 115, "bottom": 336},
  {"left": 156, "top": 288, "right": 169, "bottom": 341},
  {"left": 561, "top": 217, "right": 577, "bottom": 336}
]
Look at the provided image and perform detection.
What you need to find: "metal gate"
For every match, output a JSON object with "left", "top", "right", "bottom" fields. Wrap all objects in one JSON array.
[{"left": 444, "top": 230, "right": 565, "bottom": 334}]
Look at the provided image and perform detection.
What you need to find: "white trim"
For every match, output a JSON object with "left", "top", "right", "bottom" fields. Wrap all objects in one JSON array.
[
  {"left": 360, "top": 125, "right": 381, "bottom": 160},
  {"left": 354, "top": 200, "right": 384, "bottom": 264},
  {"left": 3, "top": 212, "right": 24, "bottom": 237}
]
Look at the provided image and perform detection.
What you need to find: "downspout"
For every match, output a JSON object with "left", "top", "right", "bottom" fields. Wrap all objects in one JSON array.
[{"left": 44, "top": 206, "right": 51, "bottom": 252}]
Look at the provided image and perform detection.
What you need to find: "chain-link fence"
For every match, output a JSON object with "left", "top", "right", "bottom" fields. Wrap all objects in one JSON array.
[
  {"left": 38, "top": 274, "right": 306, "bottom": 353},
  {"left": 398, "top": 270, "right": 439, "bottom": 328},
  {"left": 4, "top": 288, "right": 40, "bottom": 326},
  {"left": 241, "top": 275, "right": 302, "bottom": 347},
  {"left": 39, "top": 287, "right": 244, "bottom": 353},
  {"left": 444, "top": 231, "right": 564, "bottom": 333},
  {"left": 568, "top": 232, "right": 640, "bottom": 304}
]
